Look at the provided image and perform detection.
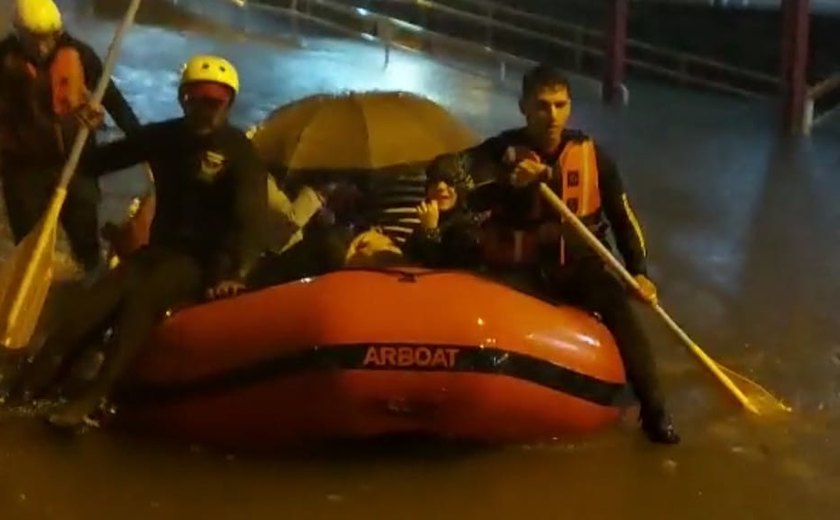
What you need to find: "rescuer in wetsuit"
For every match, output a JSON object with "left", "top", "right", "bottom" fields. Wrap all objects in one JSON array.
[
  {"left": 428, "top": 64, "right": 679, "bottom": 445},
  {"left": 0, "top": 0, "right": 141, "bottom": 273},
  {"left": 7, "top": 55, "right": 268, "bottom": 429}
]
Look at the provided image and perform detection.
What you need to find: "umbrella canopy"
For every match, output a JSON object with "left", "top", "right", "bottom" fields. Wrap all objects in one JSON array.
[
  {"left": 250, "top": 91, "right": 480, "bottom": 243},
  {"left": 249, "top": 90, "right": 479, "bottom": 174}
]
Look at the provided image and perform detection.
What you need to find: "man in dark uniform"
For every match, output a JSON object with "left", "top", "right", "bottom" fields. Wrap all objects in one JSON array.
[
  {"left": 7, "top": 54, "right": 268, "bottom": 429},
  {"left": 429, "top": 64, "right": 679, "bottom": 444},
  {"left": 0, "top": 0, "right": 141, "bottom": 273}
]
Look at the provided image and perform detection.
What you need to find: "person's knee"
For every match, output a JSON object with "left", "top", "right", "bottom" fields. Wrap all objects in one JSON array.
[
  {"left": 101, "top": 251, "right": 158, "bottom": 295},
  {"left": 133, "top": 254, "right": 202, "bottom": 306},
  {"left": 123, "top": 278, "right": 188, "bottom": 321}
]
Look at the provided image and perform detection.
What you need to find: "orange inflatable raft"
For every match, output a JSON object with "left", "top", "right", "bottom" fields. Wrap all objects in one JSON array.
[{"left": 114, "top": 268, "right": 630, "bottom": 448}]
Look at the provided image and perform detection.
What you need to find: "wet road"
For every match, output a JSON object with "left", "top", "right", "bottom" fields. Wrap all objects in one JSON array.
[{"left": 2, "top": 1, "right": 840, "bottom": 518}]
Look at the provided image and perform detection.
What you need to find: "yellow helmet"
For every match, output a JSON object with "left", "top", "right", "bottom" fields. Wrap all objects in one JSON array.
[
  {"left": 180, "top": 55, "right": 240, "bottom": 94},
  {"left": 14, "top": 0, "right": 63, "bottom": 34}
]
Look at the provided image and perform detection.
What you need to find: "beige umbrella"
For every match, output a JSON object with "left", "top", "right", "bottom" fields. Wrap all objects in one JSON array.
[
  {"left": 250, "top": 91, "right": 480, "bottom": 242},
  {"left": 250, "top": 90, "right": 479, "bottom": 174}
]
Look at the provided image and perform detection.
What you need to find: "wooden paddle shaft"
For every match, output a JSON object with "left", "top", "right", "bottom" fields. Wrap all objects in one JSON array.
[
  {"left": 537, "top": 183, "right": 759, "bottom": 413},
  {"left": 1, "top": 0, "right": 145, "bottom": 349},
  {"left": 56, "top": 0, "right": 144, "bottom": 190},
  {"left": 537, "top": 183, "right": 641, "bottom": 290}
]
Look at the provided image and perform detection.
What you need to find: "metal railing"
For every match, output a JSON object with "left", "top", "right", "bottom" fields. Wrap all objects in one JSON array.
[
  {"left": 242, "top": 0, "right": 783, "bottom": 100},
  {"left": 184, "top": 0, "right": 781, "bottom": 102},
  {"left": 804, "top": 73, "right": 840, "bottom": 133},
  {"left": 358, "top": 0, "right": 782, "bottom": 97},
  {"left": 245, "top": 0, "right": 607, "bottom": 95},
  {"left": 263, "top": 0, "right": 838, "bottom": 132}
]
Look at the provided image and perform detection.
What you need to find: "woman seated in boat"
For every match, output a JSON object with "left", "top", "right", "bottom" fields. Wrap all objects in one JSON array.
[
  {"left": 403, "top": 155, "right": 485, "bottom": 270},
  {"left": 249, "top": 158, "right": 488, "bottom": 286}
]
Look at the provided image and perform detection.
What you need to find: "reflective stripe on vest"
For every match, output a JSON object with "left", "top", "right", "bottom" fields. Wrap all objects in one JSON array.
[{"left": 25, "top": 46, "right": 89, "bottom": 116}]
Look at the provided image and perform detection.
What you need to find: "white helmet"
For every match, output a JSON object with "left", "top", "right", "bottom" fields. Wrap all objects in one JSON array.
[{"left": 14, "top": 0, "right": 63, "bottom": 35}]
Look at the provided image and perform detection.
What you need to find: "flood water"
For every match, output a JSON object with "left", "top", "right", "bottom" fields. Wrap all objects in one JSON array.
[{"left": 1, "top": 1, "right": 839, "bottom": 518}]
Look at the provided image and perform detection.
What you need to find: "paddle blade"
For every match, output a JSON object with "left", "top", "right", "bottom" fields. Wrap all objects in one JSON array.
[
  {"left": 0, "top": 209, "right": 60, "bottom": 350},
  {"left": 718, "top": 364, "right": 793, "bottom": 415}
]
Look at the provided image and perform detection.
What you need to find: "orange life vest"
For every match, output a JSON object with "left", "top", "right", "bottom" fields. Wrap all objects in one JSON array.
[
  {"left": 0, "top": 45, "right": 89, "bottom": 157},
  {"left": 481, "top": 138, "right": 602, "bottom": 267},
  {"left": 24, "top": 46, "right": 89, "bottom": 117}
]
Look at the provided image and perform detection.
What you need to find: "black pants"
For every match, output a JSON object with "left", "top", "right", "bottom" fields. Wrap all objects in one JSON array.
[
  {"left": 14, "top": 246, "right": 204, "bottom": 402},
  {"left": 1, "top": 163, "right": 102, "bottom": 272},
  {"left": 543, "top": 263, "right": 666, "bottom": 415}
]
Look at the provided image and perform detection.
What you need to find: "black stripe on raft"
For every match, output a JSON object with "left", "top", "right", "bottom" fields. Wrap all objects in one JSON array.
[{"left": 118, "top": 344, "right": 632, "bottom": 408}]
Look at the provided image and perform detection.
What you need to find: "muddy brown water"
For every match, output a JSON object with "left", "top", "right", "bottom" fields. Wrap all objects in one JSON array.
[{"left": 1, "top": 3, "right": 839, "bottom": 518}]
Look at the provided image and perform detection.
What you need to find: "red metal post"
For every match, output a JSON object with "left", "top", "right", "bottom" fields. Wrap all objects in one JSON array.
[
  {"left": 602, "top": 0, "right": 629, "bottom": 105},
  {"left": 780, "top": 0, "right": 793, "bottom": 82},
  {"left": 780, "top": 0, "right": 811, "bottom": 134}
]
